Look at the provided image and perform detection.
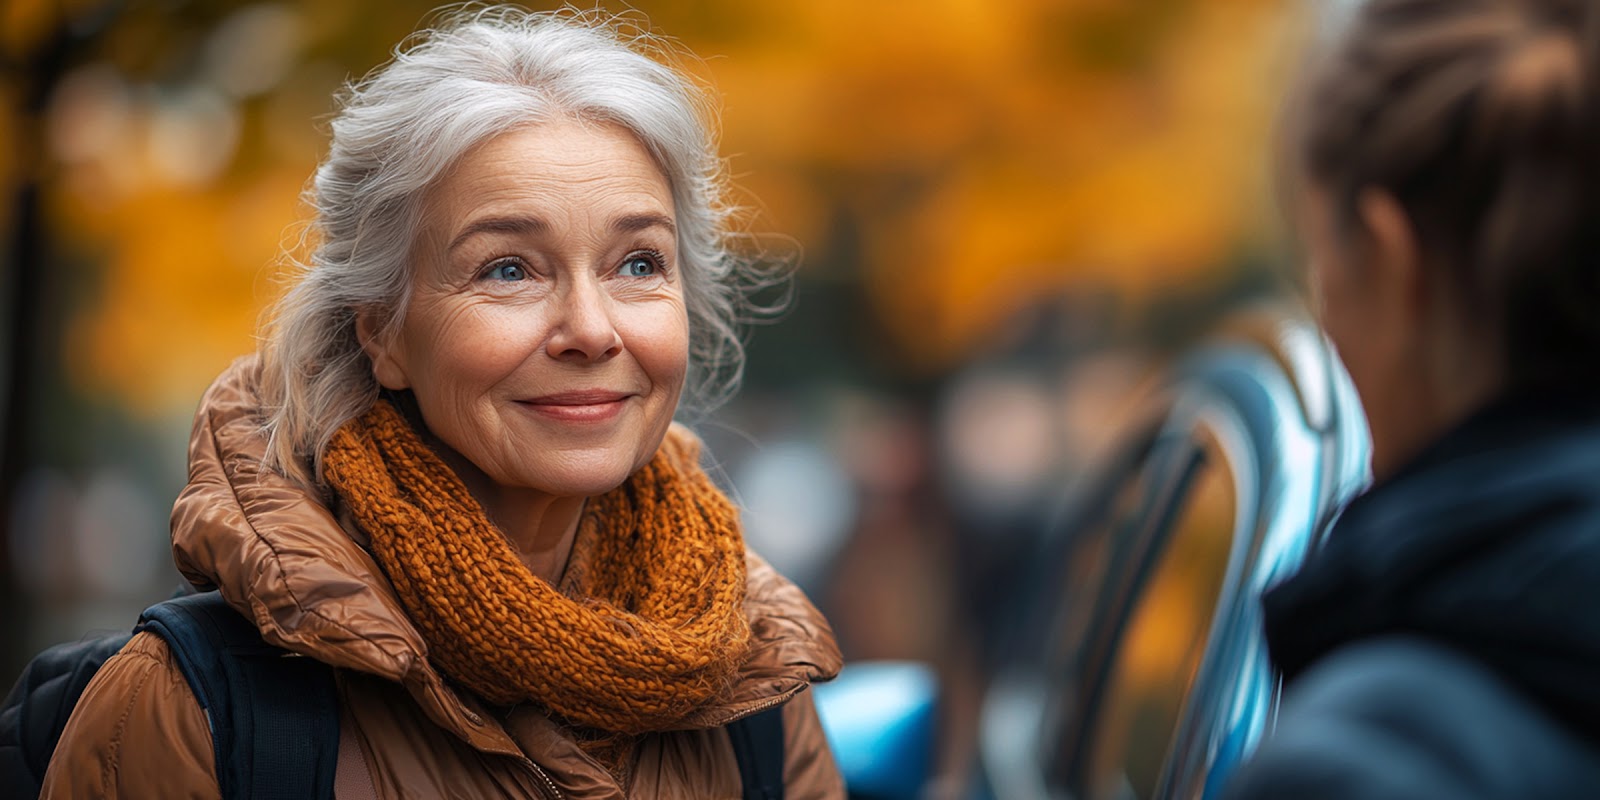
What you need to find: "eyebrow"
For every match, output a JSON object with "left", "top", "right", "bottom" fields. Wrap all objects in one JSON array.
[
  {"left": 447, "top": 215, "right": 548, "bottom": 254},
  {"left": 447, "top": 211, "right": 676, "bottom": 254},
  {"left": 611, "top": 212, "right": 676, "bottom": 236}
]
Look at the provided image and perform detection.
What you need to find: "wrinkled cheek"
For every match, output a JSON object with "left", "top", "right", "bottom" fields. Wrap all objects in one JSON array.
[
  {"left": 433, "top": 307, "right": 533, "bottom": 384},
  {"left": 634, "top": 307, "right": 691, "bottom": 394},
  {"left": 404, "top": 335, "right": 509, "bottom": 442}
]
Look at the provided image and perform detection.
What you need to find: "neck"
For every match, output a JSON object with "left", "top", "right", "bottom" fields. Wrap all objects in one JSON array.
[
  {"left": 1373, "top": 351, "right": 1505, "bottom": 482},
  {"left": 481, "top": 488, "right": 586, "bottom": 584},
  {"left": 432, "top": 444, "right": 585, "bottom": 585}
]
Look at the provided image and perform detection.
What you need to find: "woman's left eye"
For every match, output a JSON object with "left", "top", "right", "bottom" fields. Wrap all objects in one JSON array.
[
  {"left": 618, "top": 252, "right": 662, "bottom": 278},
  {"left": 486, "top": 260, "right": 528, "bottom": 281}
]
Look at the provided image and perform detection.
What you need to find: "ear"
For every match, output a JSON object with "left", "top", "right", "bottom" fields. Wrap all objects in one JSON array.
[
  {"left": 355, "top": 308, "right": 411, "bottom": 390},
  {"left": 1355, "top": 188, "right": 1425, "bottom": 319}
]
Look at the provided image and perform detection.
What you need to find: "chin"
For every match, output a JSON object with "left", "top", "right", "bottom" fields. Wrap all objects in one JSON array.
[{"left": 519, "top": 455, "right": 645, "bottom": 498}]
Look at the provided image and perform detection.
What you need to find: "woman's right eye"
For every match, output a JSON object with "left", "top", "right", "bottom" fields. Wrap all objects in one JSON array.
[{"left": 486, "top": 260, "right": 527, "bottom": 281}]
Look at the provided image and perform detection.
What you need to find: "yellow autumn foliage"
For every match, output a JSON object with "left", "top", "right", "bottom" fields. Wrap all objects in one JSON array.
[{"left": 17, "top": 0, "right": 1303, "bottom": 414}]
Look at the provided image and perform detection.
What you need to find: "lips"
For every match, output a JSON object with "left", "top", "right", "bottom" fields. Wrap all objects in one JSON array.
[
  {"left": 515, "top": 390, "right": 633, "bottom": 422},
  {"left": 525, "top": 390, "right": 630, "bottom": 406}
]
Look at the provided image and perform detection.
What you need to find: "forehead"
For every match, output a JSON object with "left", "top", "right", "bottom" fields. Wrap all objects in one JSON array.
[{"left": 425, "top": 119, "right": 675, "bottom": 226}]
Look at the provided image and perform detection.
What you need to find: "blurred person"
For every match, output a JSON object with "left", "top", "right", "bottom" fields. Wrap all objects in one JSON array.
[
  {"left": 1227, "top": 0, "right": 1600, "bottom": 797},
  {"left": 37, "top": 8, "right": 842, "bottom": 798}
]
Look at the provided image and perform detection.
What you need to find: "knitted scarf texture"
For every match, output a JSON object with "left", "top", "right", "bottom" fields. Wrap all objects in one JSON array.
[{"left": 322, "top": 400, "right": 751, "bottom": 776}]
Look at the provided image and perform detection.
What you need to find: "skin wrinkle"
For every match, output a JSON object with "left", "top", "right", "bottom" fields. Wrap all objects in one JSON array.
[{"left": 447, "top": 212, "right": 677, "bottom": 257}]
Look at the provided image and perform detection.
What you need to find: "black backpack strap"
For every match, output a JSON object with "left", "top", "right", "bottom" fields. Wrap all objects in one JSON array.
[
  {"left": 136, "top": 591, "right": 339, "bottom": 800},
  {"left": 728, "top": 704, "right": 786, "bottom": 800}
]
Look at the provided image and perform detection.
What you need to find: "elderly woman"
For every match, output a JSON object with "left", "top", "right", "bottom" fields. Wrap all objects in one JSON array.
[
  {"left": 41, "top": 8, "right": 843, "bottom": 798},
  {"left": 1226, "top": 0, "right": 1600, "bottom": 797}
]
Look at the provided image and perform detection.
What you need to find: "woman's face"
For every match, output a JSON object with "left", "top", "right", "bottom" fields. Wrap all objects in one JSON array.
[{"left": 364, "top": 119, "right": 689, "bottom": 499}]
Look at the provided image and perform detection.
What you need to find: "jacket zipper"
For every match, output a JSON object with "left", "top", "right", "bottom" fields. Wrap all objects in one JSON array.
[
  {"left": 701, "top": 684, "right": 803, "bottom": 728},
  {"left": 523, "top": 758, "right": 564, "bottom": 800}
]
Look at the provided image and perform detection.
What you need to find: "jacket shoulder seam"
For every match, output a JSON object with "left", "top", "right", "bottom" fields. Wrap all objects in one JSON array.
[{"left": 99, "top": 648, "right": 165, "bottom": 792}]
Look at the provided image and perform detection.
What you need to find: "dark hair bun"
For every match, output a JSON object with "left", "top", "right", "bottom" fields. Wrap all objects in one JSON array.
[{"left": 1300, "top": 0, "right": 1600, "bottom": 387}]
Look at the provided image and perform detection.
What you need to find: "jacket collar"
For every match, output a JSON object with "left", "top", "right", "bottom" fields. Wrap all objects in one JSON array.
[{"left": 171, "top": 356, "right": 841, "bottom": 753}]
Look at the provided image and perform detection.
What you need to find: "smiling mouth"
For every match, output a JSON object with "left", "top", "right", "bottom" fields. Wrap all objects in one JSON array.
[{"left": 516, "top": 391, "right": 632, "bottom": 422}]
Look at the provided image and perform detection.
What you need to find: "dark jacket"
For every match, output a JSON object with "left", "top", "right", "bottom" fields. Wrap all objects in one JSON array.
[{"left": 1225, "top": 391, "right": 1600, "bottom": 799}]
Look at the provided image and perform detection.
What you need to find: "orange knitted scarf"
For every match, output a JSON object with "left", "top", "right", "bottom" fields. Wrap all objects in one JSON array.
[{"left": 321, "top": 400, "right": 751, "bottom": 773}]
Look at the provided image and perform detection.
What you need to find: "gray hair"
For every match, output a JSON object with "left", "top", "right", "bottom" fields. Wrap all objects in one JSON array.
[{"left": 258, "top": 6, "right": 755, "bottom": 487}]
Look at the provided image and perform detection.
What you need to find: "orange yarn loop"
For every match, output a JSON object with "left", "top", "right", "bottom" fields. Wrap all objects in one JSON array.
[{"left": 322, "top": 401, "right": 751, "bottom": 748}]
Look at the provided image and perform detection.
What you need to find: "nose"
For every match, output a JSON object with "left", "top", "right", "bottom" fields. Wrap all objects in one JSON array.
[{"left": 546, "top": 277, "right": 622, "bottom": 363}]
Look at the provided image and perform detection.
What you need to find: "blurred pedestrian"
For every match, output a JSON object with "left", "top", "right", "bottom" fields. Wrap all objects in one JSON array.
[
  {"left": 1228, "top": 1, "right": 1600, "bottom": 796},
  {"left": 39, "top": 7, "right": 842, "bottom": 798}
]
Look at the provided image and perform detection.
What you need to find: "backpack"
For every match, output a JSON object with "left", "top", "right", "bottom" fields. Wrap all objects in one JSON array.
[{"left": 2, "top": 591, "right": 786, "bottom": 799}]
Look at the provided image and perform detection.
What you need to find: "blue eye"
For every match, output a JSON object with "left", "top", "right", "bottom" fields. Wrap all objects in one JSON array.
[
  {"left": 619, "top": 253, "right": 660, "bottom": 278},
  {"left": 488, "top": 261, "right": 526, "bottom": 281}
]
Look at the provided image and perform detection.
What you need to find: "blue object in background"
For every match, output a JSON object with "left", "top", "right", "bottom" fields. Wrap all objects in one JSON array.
[
  {"left": 814, "top": 661, "right": 938, "bottom": 800},
  {"left": 974, "top": 308, "right": 1373, "bottom": 800}
]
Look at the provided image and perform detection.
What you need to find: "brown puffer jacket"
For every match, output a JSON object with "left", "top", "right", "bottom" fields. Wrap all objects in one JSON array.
[{"left": 40, "top": 357, "right": 846, "bottom": 799}]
